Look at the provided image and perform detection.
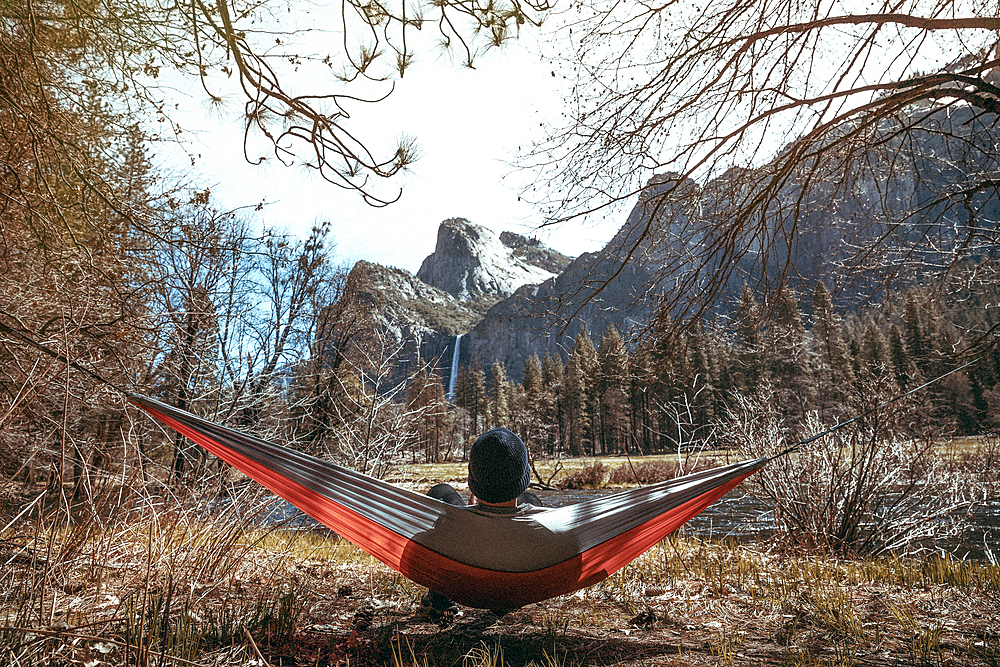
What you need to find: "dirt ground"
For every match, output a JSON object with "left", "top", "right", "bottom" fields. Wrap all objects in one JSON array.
[
  {"left": 4, "top": 531, "right": 999, "bottom": 666},
  {"left": 3, "top": 473, "right": 998, "bottom": 667},
  {"left": 234, "top": 550, "right": 1000, "bottom": 667}
]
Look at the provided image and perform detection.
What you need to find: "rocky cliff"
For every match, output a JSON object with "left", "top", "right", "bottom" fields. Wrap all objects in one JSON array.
[
  {"left": 416, "top": 218, "right": 571, "bottom": 302},
  {"left": 461, "top": 176, "right": 689, "bottom": 379},
  {"left": 324, "top": 261, "right": 477, "bottom": 383},
  {"left": 327, "top": 221, "right": 573, "bottom": 385},
  {"left": 461, "top": 103, "right": 1000, "bottom": 381}
]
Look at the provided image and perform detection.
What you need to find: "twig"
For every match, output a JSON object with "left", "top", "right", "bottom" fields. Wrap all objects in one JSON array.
[
  {"left": 622, "top": 447, "right": 640, "bottom": 485},
  {"left": 244, "top": 627, "right": 271, "bottom": 667},
  {"left": 530, "top": 458, "right": 560, "bottom": 490}
]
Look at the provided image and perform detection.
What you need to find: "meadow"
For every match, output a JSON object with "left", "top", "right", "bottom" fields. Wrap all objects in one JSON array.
[{"left": 2, "top": 454, "right": 998, "bottom": 666}]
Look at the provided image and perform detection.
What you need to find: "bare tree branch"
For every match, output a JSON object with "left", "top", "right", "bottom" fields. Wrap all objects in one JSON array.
[{"left": 522, "top": 0, "right": 1000, "bottom": 322}]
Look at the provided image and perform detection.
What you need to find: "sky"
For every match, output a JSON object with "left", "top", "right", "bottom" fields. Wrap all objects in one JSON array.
[
  {"left": 147, "top": 4, "right": 980, "bottom": 278},
  {"left": 154, "top": 27, "right": 625, "bottom": 275}
]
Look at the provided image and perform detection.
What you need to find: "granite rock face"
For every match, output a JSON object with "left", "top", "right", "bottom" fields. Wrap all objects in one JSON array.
[
  {"left": 462, "top": 104, "right": 1000, "bottom": 381},
  {"left": 324, "top": 221, "right": 574, "bottom": 385},
  {"left": 326, "top": 261, "right": 483, "bottom": 384},
  {"left": 463, "top": 176, "right": 688, "bottom": 381},
  {"left": 416, "top": 218, "right": 571, "bottom": 302}
]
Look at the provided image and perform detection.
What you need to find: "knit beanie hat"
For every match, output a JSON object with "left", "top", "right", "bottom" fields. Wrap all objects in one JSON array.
[{"left": 468, "top": 428, "right": 531, "bottom": 504}]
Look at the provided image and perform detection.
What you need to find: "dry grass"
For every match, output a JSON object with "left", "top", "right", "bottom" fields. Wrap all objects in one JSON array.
[
  {"left": 390, "top": 436, "right": 999, "bottom": 493},
  {"left": 388, "top": 452, "right": 732, "bottom": 493},
  {"left": 3, "top": 489, "right": 998, "bottom": 667},
  {"left": 2, "top": 436, "right": 997, "bottom": 666}
]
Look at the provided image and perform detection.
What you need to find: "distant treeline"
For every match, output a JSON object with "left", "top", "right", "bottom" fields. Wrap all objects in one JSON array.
[{"left": 403, "top": 278, "right": 999, "bottom": 462}]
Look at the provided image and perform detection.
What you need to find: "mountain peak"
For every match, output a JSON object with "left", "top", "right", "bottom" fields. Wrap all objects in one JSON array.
[{"left": 416, "top": 218, "right": 571, "bottom": 302}]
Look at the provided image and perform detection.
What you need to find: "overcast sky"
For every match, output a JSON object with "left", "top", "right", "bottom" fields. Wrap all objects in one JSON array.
[{"left": 155, "top": 30, "right": 626, "bottom": 274}]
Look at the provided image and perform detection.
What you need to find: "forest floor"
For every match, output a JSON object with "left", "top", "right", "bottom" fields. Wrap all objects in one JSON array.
[
  {"left": 2, "top": 453, "right": 999, "bottom": 667},
  {"left": 4, "top": 520, "right": 998, "bottom": 667},
  {"left": 235, "top": 534, "right": 1000, "bottom": 667}
]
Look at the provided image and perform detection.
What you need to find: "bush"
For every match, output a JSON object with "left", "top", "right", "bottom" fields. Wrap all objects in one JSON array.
[
  {"left": 607, "top": 461, "right": 678, "bottom": 485},
  {"left": 723, "top": 390, "right": 983, "bottom": 558},
  {"left": 557, "top": 462, "right": 608, "bottom": 489},
  {"left": 0, "top": 432, "right": 34, "bottom": 480},
  {"left": 949, "top": 435, "right": 1000, "bottom": 485}
]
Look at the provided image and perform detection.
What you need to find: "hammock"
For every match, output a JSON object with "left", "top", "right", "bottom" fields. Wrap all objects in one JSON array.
[{"left": 130, "top": 394, "right": 766, "bottom": 610}]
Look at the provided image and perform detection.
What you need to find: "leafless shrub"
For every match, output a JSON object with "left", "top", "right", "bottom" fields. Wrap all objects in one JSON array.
[
  {"left": 290, "top": 326, "right": 440, "bottom": 479},
  {"left": 948, "top": 435, "right": 1000, "bottom": 487},
  {"left": 530, "top": 458, "right": 563, "bottom": 489},
  {"left": 607, "top": 461, "right": 672, "bottom": 485},
  {"left": 557, "top": 461, "right": 608, "bottom": 489},
  {"left": 725, "top": 392, "right": 984, "bottom": 558},
  {"left": 0, "top": 432, "right": 32, "bottom": 480},
  {"left": 0, "top": 442, "right": 302, "bottom": 666},
  {"left": 607, "top": 459, "right": 715, "bottom": 485}
]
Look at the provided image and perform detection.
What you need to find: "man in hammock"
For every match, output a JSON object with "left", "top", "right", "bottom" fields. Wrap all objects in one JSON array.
[
  {"left": 130, "top": 393, "right": 767, "bottom": 610},
  {"left": 421, "top": 427, "right": 543, "bottom": 614}
]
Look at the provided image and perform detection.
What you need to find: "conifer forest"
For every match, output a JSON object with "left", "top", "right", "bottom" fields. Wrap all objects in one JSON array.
[{"left": 421, "top": 280, "right": 1000, "bottom": 464}]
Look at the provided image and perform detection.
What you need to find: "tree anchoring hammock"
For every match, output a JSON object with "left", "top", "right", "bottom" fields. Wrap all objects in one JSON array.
[{"left": 129, "top": 394, "right": 765, "bottom": 609}]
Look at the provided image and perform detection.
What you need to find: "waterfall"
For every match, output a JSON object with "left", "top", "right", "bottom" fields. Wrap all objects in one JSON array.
[{"left": 447, "top": 334, "right": 463, "bottom": 402}]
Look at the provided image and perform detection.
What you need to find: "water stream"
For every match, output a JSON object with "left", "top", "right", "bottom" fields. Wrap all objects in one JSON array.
[
  {"left": 536, "top": 488, "right": 774, "bottom": 543},
  {"left": 536, "top": 489, "right": 999, "bottom": 561}
]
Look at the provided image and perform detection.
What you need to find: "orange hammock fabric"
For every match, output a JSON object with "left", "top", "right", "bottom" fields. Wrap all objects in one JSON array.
[{"left": 130, "top": 394, "right": 765, "bottom": 609}]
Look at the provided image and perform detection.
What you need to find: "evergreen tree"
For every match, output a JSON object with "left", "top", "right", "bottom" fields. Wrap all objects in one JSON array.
[
  {"left": 598, "top": 326, "right": 629, "bottom": 393},
  {"left": 650, "top": 303, "right": 688, "bottom": 395},
  {"left": 937, "top": 372, "right": 978, "bottom": 435},
  {"left": 811, "top": 281, "right": 854, "bottom": 421},
  {"left": 848, "top": 338, "right": 864, "bottom": 384},
  {"left": 903, "top": 294, "right": 929, "bottom": 379},
  {"left": 507, "top": 381, "right": 529, "bottom": 443},
  {"left": 565, "top": 329, "right": 598, "bottom": 455},
  {"left": 649, "top": 302, "right": 697, "bottom": 450},
  {"left": 523, "top": 354, "right": 544, "bottom": 399},
  {"left": 970, "top": 373, "right": 989, "bottom": 435},
  {"left": 733, "top": 284, "right": 766, "bottom": 395},
  {"left": 542, "top": 350, "right": 567, "bottom": 454},
  {"left": 542, "top": 350, "right": 564, "bottom": 388},
  {"left": 563, "top": 354, "right": 587, "bottom": 456},
  {"left": 598, "top": 326, "right": 630, "bottom": 453},
  {"left": 926, "top": 308, "right": 958, "bottom": 377},
  {"left": 452, "top": 366, "right": 474, "bottom": 452},
  {"left": 888, "top": 324, "right": 917, "bottom": 390},
  {"left": 861, "top": 321, "right": 889, "bottom": 375},
  {"left": 579, "top": 328, "right": 601, "bottom": 453},
  {"left": 454, "top": 366, "right": 471, "bottom": 412},
  {"left": 521, "top": 353, "right": 545, "bottom": 449},
  {"left": 705, "top": 325, "right": 734, "bottom": 415},
  {"left": 767, "top": 287, "right": 815, "bottom": 427},
  {"left": 470, "top": 364, "right": 489, "bottom": 436},
  {"left": 627, "top": 345, "right": 655, "bottom": 454},
  {"left": 686, "top": 322, "right": 719, "bottom": 439},
  {"left": 490, "top": 361, "right": 511, "bottom": 428}
]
